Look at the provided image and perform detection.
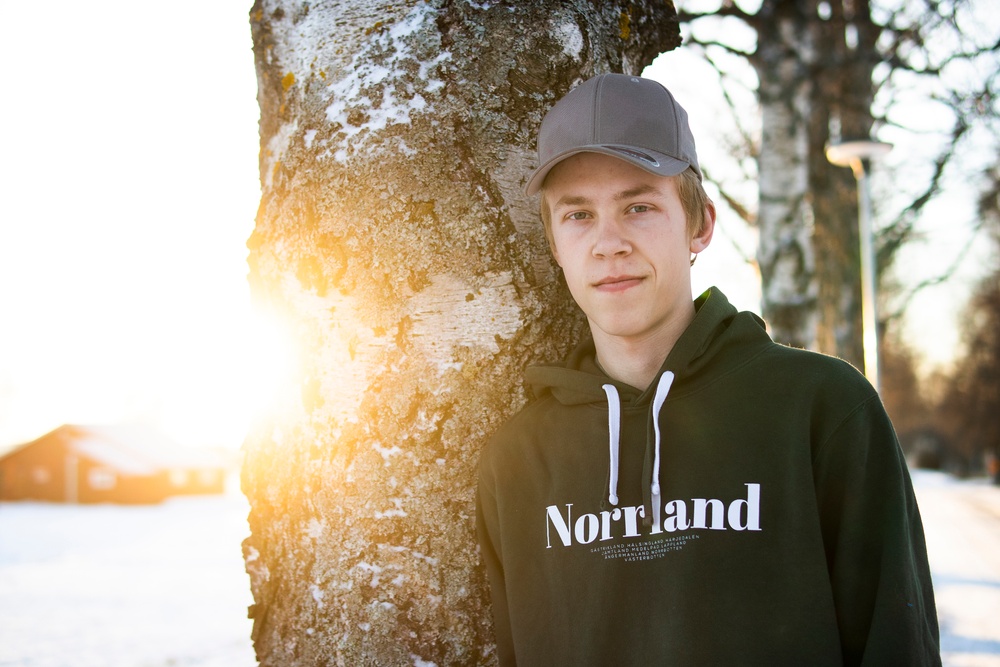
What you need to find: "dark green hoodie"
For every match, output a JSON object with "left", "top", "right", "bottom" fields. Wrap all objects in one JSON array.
[{"left": 476, "top": 288, "right": 940, "bottom": 666}]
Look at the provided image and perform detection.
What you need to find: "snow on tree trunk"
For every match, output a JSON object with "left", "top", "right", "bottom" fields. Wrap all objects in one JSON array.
[{"left": 241, "top": 2, "right": 680, "bottom": 665}]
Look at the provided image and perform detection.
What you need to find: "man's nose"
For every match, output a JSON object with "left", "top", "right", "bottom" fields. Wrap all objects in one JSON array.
[{"left": 592, "top": 218, "right": 631, "bottom": 257}]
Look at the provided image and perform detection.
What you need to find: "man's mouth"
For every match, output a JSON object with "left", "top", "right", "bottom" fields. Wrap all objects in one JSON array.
[{"left": 594, "top": 275, "right": 643, "bottom": 291}]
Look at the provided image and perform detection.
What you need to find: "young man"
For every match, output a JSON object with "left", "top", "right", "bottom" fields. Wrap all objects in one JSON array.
[{"left": 476, "top": 73, "right": 940, "bottom": 666}]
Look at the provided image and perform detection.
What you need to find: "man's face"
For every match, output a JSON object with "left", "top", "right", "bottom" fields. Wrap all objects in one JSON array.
[{"left": 544, "top": 152, "right": 713, "bottom": 345}]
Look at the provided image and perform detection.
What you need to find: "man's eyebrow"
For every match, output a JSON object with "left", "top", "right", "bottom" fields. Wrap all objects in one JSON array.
[
  {"left": 551, "top": 194, "right": 591, "bottom": 209},
  {"left": 552, "top": 184, "right": 664, "bottom": 209},
  {"left": 614, "top": 184, "right": 662, "bottom": 201}
]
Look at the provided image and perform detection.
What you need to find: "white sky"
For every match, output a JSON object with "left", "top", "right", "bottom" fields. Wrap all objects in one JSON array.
[
  {"left": 0, "top": 1, "right": 985, "bottom": 451},
  {"left": 0, "top": 0, "right": 268, "bottom": 450}
]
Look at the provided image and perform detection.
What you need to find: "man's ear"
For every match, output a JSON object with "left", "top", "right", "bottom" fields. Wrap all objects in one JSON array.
[{"left": 690, "top": 200, "right": 716, "bottom": 255}]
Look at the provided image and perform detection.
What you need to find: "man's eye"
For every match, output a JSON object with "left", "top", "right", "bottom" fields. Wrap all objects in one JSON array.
[
  {"left": 628, "top": 204, "right": 650, "bottom": 214},
  {"left": 567, "top": 211, "right": 590, "bottom": 220}
]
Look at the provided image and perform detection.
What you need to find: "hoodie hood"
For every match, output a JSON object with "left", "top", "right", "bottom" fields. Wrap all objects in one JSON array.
[
  {"left": 526, "top": 288, "right": 770, "bottom": 406},
  {"left": 525, "top": 288, "right": 771, "bottom": 524}
]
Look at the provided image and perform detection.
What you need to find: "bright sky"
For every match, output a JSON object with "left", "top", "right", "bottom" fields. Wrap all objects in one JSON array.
[
  {"left": 0, "top": 0, "right": 277, "bottom": 450},
  {"left": 0, "top": 1, "right": 985, "bottom": 451}
]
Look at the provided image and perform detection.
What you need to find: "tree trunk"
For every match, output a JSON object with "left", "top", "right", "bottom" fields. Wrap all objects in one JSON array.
[
  {"left": 241, "top": 2, "right": 680, "bottom": 665},
  {"left": 753, "top": 0, "right": 876, "bottom": 368},
  {"left": 754, "top": 0, "right": 820, "bottom": 350},
  {"left": 811, "top": 0, "right": 878, "bottom": 368}
]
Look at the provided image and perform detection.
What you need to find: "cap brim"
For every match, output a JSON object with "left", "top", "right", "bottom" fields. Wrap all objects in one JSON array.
[{"left": 524, "top": 145, "right": 693, "bottom": 196}]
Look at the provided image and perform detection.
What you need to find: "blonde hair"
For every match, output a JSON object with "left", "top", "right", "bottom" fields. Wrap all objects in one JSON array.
[{"left": 539, "top": 166, "right": 712, "bottom": 248}]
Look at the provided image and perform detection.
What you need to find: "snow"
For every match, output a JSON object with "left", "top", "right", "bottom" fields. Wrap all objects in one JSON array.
[
  {"left": 309, "top": 583, "right": 325, "bottom": 608},
  {"left": 0, "top": 482, "right": 255, "bottom": 667},
  {"left": 553, "top": 20, "right": 584, "bottom": 60},
  {"left": 912, "top": 470, "right": 1000, "bottom": 666},
  {"left": 322, "top": 3, "right": 451, "bottom": 163},
  {"left": 0, "top": 471, "right": 997, "bottom": 666}
]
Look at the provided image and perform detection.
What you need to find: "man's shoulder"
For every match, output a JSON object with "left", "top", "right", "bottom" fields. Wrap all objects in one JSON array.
[
  {"left": 736, "top": 341, "right": 879, "bottom": 416},
  {"left": 759, "top": 341, "right": 871, "bottom": 385}
]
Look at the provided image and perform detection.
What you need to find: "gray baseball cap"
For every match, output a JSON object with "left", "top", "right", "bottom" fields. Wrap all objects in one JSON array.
[{"left": 525, "top": 73, "right": 701, "bottom": 196}]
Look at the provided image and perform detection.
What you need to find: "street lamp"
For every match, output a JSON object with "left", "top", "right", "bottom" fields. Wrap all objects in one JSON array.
[{"left": 825, "top": 139, "right": 892, "bottom": 393}]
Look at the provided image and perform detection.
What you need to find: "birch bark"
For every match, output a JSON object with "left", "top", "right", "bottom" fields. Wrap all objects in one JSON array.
[
  {"left": 754, "top": 0, "right": 876, "bottom": 368},
  {"left": 241, "top": 2, "right": 681, "bottom": 664},
  {"left": 755, "top": 0, "right": 820, "bottom": 350}
]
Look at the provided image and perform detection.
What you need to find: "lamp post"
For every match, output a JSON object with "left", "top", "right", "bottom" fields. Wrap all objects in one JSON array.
[{"left": 825, "top": 139, "right": 892, "bottom": 393}]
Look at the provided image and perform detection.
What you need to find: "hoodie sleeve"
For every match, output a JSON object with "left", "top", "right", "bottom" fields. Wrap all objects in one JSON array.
[
  {"left": 812, "top": 394, "right": 941, "bottom": 666},
  {"left": 476, "top": 450, "right": 517, "bottom": 667}
]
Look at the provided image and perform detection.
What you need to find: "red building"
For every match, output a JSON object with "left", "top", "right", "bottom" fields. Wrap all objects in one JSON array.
[{"left": 0, "top": 424, "right": 230, "bottom": 504}]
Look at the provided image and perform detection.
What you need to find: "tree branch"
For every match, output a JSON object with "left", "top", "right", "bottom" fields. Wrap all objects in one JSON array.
[
  {"left": 677, "top": 4, "right": 754, "bottom": 24},
  {"left": 882, "top": 219, "right": 986, "bottom": 324}
]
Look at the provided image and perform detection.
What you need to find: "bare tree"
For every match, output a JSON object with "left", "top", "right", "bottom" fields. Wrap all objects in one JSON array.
[
  {"left": 677, "top": 0, "right": 1000, "bottom": 367},
  {"left": 241, "top": 2, "right": 681, "bottom": 664},
  {"left": 933, "top": 162, "right": 1000, "bottom": 478}
]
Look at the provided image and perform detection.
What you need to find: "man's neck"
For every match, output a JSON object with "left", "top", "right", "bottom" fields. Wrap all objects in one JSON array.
[{"left": 591, "top": 304, "right": 696, "bottom": 390}]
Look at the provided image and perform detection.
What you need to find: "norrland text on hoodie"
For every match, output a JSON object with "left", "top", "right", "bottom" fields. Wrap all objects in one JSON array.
[{"left": 545, "top": 483, "right": 762, "bottom": 548}]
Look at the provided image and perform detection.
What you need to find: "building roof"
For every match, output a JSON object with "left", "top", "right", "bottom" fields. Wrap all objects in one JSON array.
[{"left": 1, "top": 423, "right": 228, "bottom": 474}]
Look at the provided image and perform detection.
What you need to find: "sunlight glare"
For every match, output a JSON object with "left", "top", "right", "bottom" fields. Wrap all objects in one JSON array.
[{"left": 158, "top": 303, "right": 303, "bottom": 451}]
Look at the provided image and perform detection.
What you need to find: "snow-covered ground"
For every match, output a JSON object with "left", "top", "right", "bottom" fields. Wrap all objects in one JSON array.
[
  {"left": 0, "top": 481, "right": 256, "bottom": 667},
  {"left": 0, "top": 471, "right": 997, "bottom": 666},
  {"left": 913, "top": 470, "right": 1000, "bottom": 667}
]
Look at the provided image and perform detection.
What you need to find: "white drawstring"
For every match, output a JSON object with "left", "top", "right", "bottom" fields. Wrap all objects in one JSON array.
[
  {"left": 601, "top": 384, "right": 621, "bottom": 506},
  {"left": 650, "top": 371, "right": 675, "bottom": 499},
  {"left": 603, "top": 373, "right": 674, "bottom": 515}
]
